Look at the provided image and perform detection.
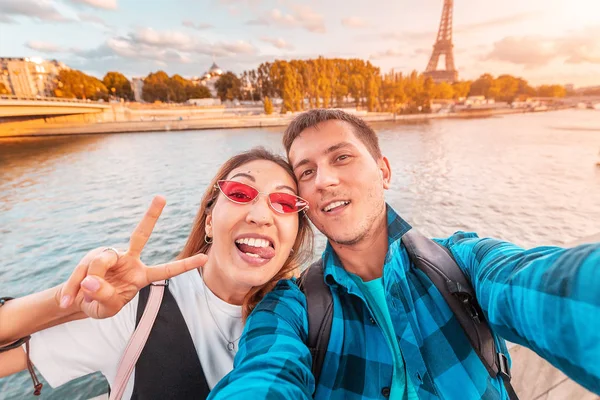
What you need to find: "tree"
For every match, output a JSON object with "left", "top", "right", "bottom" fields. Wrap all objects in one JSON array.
[
  {"left": 169, "top": 74, "right": 189, "bottom": 103},
  {"left": 142, "top": 71, "right": 170, "bottom": 102},
  {"left": 452, "top": 81, "right": 471, "bottom": 99},
  {"left": 263, "top": 96, "right": 273, "bottom": 115},
  {"left": 53, "top": 69, "right": 108, "bottom": 100},
  {"left": 537, "top": 85, "right": 567, "bottom": 98},
  {"left": 469, "top": 73, "right": 495, "bottom": 98},
  {"left": 102, "top": 72, "right": 133, "bottom": 101},
  {"left": 431, "top": 82, "right": 454, "bottom": 99},
  {"left": 215, "top": 72, "right": 242, "bottom": 101},
  {"left": 0, "top": 82, "right": 9, "bottom": 95},
  {"left": 186, "top": 84, "right": 211, "bottom": 100}
]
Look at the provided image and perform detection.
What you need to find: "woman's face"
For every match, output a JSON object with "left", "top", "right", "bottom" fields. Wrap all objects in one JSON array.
[{"left": 205, "top": 159, "right": 301, "bottom": 292}]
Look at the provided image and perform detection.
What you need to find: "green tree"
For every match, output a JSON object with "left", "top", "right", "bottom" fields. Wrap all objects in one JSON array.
[
  {"left": 263, "top": 96, "right": 273, "bottom": 115},
  {"left": 102, "top": 72, "right": 133, "bottom": 101},
  {"left": 215, "top": 71, "right": 242, "bottom": 101},
  {"left": 0, "top": 82, "right": 10, "bottom": 95}
]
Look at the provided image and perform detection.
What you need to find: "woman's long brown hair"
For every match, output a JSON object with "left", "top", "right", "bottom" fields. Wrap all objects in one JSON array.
[{"left": 177, "top": 147, "right": 313, "bottom": 319}]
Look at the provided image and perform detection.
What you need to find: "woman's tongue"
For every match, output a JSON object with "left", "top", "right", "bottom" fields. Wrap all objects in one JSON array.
[{"left": 236, "top": 243, "right": 276, "bottom": 259}]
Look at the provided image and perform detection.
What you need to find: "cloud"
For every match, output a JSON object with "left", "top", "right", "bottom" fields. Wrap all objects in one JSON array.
[
  {"left": 218, "top": 0, "right": 261, "bottom": 5},
  {"left": 414, "top": 48, "right": 431, "bottom": 56},
  {"left": 260, "top": 37, "right": 295, "bottom": 50},
  {"left": 368, "top": 12, "right": 540, "bottom": 44},
  {"left": 247, "top": 5, "right": 325, "bottom": 33},
  {"left": 341, "top": 17, "right": 368, "bottom": 29},
  {"left": 69, "top": 27, "right": 258, "bottom": 66},
  {"left": 370, "top": 49, "right": 403, "bottom": 60},
  {"left": 484, "top": 27, "right": 600, "bottom": 68},
  {"left": 555, "top": 26, "right": 600, "bottom": 64},
  {"left": 0, "top": 0, "right": 71, "bottom": 22},
  {"left": 182, "top": 20, "right": 213, "bottom": 30},
  {"left": 26, "top": 40, "right": 64, "bottom": 53},
  {"left": 483, "top": 36, "right": 556, "bottom": 68},
  {"left": 78, "top": 12, "right": 110, "bottom": 27},
  {"left": 0, "top": 14, "right": 16, "bottom": 23},
  {"left": 455, "top": 12, "right": 538, "bottom": 34},
  {"left": 68, "top": 0, "right": 117, "bottom": 10}
]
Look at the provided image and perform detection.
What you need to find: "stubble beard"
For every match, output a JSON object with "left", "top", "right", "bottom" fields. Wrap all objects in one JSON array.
[{"left": 319, "top": 200, "right": 386, "bottom": 247}]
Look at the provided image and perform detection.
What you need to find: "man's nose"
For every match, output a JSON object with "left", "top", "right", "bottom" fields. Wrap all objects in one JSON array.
[{"left": 314, "top": 166, "right": 339, "bottom": 190}]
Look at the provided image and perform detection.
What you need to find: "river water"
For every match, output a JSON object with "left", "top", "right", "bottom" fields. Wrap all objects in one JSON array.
[{"left": 1, "top": 109, "right": 599, "bottom": 399}]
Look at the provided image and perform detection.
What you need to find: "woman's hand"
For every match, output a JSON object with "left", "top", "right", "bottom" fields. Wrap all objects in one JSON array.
[{"left": 57, "top": 195, "right": 207, "bottom": 319}]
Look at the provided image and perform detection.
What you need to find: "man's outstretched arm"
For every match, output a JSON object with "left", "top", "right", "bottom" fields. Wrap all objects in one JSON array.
[
  {"left": 444, "top": 232, "right": 600, "bottom": 394},
  {"left": 209, "top": 280, "right": 315, "bottom": 400}
]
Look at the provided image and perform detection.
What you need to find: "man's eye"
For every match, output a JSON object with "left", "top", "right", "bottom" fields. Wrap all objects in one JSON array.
[
  {"left": 300, "top": 169, "right": 313, "bottom": 179},
  {"left": 337, "top": 155, "right": 349, "bottom": 162}
]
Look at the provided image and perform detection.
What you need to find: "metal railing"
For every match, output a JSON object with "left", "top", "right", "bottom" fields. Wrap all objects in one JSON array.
[{"left": 0, "top": 95, "right": 105, "bottom": 104}]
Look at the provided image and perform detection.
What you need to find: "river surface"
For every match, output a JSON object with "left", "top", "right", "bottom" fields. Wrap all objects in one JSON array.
[{"left": 1, "top": 109, "right": 599, "bottom": 399}]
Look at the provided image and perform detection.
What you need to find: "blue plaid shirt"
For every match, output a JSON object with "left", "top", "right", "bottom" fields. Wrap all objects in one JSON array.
[{"left": 210, "top": 205, "right": 600, "bottom": 399}]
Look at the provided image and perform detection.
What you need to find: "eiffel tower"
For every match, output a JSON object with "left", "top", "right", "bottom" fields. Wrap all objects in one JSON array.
[{"left": 424, "top": 0, "right": 458, "bottom": 83}]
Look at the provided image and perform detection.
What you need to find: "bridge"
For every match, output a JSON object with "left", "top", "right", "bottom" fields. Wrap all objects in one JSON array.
[{"left": 0, "top": 95, "right": 110, "bottom": 119}]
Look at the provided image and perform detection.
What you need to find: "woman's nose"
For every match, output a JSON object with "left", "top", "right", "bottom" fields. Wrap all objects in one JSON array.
[{"left": 245, "top": 195, "right": 274, "bottom": 226}]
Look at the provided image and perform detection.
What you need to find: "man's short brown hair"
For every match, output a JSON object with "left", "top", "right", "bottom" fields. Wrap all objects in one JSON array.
[{"left": 282, "top": 109, "right": 382, "bottom": 160}]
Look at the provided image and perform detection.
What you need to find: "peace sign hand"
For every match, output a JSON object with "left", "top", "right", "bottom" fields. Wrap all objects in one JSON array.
[{"left": 56, "top": 196, "right": 208, "bottom": 319}]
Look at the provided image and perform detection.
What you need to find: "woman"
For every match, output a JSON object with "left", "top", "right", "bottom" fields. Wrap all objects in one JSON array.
[{"left": 0, "top": 147, "right": 313, "bottom": 399}]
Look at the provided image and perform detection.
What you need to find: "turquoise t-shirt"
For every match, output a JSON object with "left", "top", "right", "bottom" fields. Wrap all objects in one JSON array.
[{"left": 350, "top": 275, "right": 418, "bottom": 400}]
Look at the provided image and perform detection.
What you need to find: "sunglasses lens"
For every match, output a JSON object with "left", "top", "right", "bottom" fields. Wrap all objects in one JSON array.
[
  {"left": 218, "top": 181, "right": 258, "bottom": 203},
  {"left": 269, "top": 193, "right": 308, "bottom": 214}
]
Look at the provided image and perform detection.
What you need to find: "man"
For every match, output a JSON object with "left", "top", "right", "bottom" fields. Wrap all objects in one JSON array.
[{"left": 210, "top": 109, "right": 600, "bottom": 399}]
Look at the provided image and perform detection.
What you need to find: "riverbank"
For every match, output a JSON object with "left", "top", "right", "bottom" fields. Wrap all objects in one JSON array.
[{"left": 0, "top": 106, "right": 564, "bottom": 138}]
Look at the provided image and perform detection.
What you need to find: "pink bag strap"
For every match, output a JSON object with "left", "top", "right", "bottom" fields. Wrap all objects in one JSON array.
[{"left": 109, "top": 282, "right": 167, "bottom": 400}]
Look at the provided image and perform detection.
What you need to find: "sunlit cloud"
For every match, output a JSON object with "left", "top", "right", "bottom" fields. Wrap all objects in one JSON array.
[
  {"left": 370, "top": 49, "right": 403, "bottom": 60},
  {"left": 341, "top": 16, "right": 368, "bottom": 29},
  {"left": 0, "top": 0, "right": 72, "bottom": 23},
  {"left": 182, "top": 20, "right": 213, "bottom": 30},
  {"left": 247, "top": 5, "right": 326, "bottom": 34},
  {"left": 260, "top": 37, "right": 295, "bottom": 50},
  {"left": 25, "top": 40, "right": 64, "bottom": 53},
  {"left": 484, "top": 26, "right": 600, "bottom": 68},
  {"left": 68, "top": 0, "right": 117, "bottom": 10}
]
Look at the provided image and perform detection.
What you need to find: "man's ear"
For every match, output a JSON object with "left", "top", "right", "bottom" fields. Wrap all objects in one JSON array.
[{"left": 378, "top": 156, "right": 392, "bottom": 189}]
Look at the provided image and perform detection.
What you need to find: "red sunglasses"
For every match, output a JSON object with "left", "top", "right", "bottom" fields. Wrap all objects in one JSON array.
[{"left": 215, "top": 180, "right": 309, "bottom": 214}]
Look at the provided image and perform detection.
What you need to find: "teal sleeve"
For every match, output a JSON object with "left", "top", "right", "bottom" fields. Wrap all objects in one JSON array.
[
  {"left": 441, "top": 232, "right": 600, "bottom": 394},
  {"left": 208, "top": 279, "right": 314, "bottom": 399}
]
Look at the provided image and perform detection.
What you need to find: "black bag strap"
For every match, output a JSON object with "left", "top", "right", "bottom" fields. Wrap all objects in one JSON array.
[
  {"left": 298, "top": 259, "right": 333, "bottom": 389},
  {"left": 402, "top": 229, "right": 518, "bottom": 400},
  {"left": 301, "top": 229, "right": 518, "bottom": 399}
]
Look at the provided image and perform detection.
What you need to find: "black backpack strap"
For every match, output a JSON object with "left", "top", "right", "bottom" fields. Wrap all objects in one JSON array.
[
  {"left": 402, "top": 229, "right": 518, "bottom": 400},
  {"left": 298, "top": 259, "right": 333, "bottom": 392}
]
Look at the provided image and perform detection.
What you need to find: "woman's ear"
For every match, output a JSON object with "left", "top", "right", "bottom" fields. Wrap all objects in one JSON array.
[{"left": 205, "top": 214, "right": 213, "bottom": 238}]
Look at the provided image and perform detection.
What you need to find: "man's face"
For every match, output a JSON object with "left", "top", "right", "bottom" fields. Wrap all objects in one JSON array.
[{"left": 288, "top": 120, "right": 391, "bottom": 245}]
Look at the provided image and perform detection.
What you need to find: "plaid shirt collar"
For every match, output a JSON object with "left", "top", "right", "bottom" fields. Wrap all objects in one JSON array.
[{"left": 322, "top": 203, "right": 412, "bottom": 294}]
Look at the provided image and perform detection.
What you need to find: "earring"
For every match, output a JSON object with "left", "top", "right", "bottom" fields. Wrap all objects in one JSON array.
[{"left": 204, "top": 234, "right": 213, "bottom": 244}]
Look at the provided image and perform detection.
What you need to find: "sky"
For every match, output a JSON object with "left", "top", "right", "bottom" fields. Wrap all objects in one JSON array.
[{"left": 0, "top": 0, "right": 599, "bottom": 87}]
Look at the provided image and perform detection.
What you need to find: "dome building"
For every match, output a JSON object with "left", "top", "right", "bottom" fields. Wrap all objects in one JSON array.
[{"left": 195, "top": 61, "right": 223, "bottom": 98}]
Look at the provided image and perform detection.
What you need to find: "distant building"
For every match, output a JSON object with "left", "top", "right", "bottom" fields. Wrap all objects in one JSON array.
[
  {"left": 565, "top": 84, "right": 575, "bottom": 92},
  {"left": 0, "top": 57, "right": 68, "bottom": 97},
  {"left": 131, "top": 77, "right": 144, "bottom": 102},
  {"left": 190, "top": 62, "right": 224, "bottom": 98}
]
